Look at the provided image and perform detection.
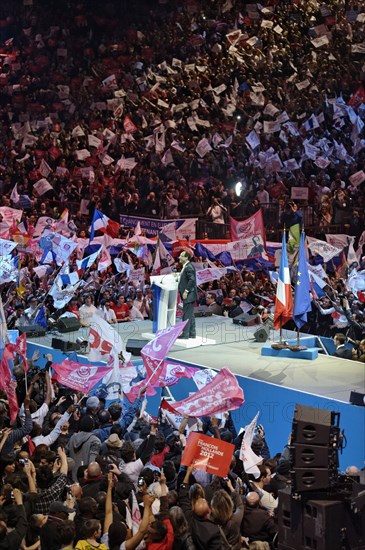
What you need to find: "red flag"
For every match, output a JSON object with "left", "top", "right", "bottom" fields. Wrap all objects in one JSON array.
[
  {"left": 357, "top": 291, "right": 365, "bottom": 303},
  {"left": 161, "top": 367, "right": 244, "bottom": 417},
  {"left": 52, "top": 360, "right": 113, "bottom": 393},
  {"left": 0, "top": 344, "right": 19, "bottom": 423},
  {"left": 10, "top": 333, "right": 28, "bottom": 373},
  {"left": 348, "top": 85, "right": 365, "bottom": 108},
  {"left": 123, "top": 116, "right": 137, "bottom": 134}
]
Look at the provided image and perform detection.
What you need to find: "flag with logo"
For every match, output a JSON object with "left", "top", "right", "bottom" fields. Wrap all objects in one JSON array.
[
  {"left": 161, "top": 367, "right": 244, "bottom": 417},
  {"left": 273, "top": 231, "right": 293, "bottom": 330},
  {"left": 230, "top": 210, "right": 266, "bottom": 246},
  {"left": 52, "top": 360, "right": 113, "bottom": 394},
  {"left": 88, "top": 314, "right": 126, "bottom": 361}
]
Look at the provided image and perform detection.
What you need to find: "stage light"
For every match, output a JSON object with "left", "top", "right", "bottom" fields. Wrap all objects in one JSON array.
[
  {"left": 76, "top": 337, "right": 88, "bottom": 350},
  {"left": 235, "top": 181, "right": 242, "bottom": 196}
]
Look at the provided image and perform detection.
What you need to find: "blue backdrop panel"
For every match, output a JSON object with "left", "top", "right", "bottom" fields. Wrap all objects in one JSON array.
[{"left": 25, "top": 342, "right": 365, "bottom": 469}]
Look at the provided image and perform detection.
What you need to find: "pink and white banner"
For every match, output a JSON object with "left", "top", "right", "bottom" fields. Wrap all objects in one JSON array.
[
  {"left": 230, "top": 210, "right": 265, "bottom": 243},
  {"left": 161, "top": 367, "right": 244, "bottom": 417},
  {"left": 52, "top": 360, "right": 113, "bottom": 393}
]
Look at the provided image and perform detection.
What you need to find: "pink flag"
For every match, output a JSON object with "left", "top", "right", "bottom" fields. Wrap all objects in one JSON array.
[
  {"left": 230, "top": 210, "right": 265, "bottom": 242},
  {"left": 161, "top": 367, "right": 244, "bottom": 418},
  {"left": 0, "top": 345, "right": 19, "bottom": 423},
  {"left": 141, "top": 320, "right": 188, "bottom": 381},
  {"left": 52, "top": 360, "right": 113, "bottom": 393},
  {"left": 124, "top": 361, "right": 197, "bottom": 402},
  {"left": 124, "top": 321, "right": 188, "bottom": 401}
]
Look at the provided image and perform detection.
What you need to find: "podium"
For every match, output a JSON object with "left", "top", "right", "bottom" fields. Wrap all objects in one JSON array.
[{"left": 150, "top": 274, "right": 179, "bottom": 332}]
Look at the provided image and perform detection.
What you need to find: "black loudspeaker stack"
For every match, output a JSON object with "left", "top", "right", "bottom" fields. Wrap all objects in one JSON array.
[
  {"left": 57, "top": 317, "right": 81, "bottom": 333},
  {"left": 278, "top": 488, "right": 365, "bottom": 550},
  {"left": 278, "top": 404, "right": 365, "bottom": 550},
  {"left": 126, "top": 339, "right": 149, "bottom": 356},
  {"left": 290, "top": 404, "right": 340, "bottom": 493}
]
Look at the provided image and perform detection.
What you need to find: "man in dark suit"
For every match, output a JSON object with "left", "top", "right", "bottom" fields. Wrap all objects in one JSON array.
[
  {"left": 332, "top": 333, "right": 353, "bottom": 359},
  {"left": 178, "top": 251, "right": 198, "bottom": 339}
]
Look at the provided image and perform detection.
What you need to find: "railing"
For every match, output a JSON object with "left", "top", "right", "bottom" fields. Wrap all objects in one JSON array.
[{"left": 37, "top": 200, "right": 363, "bottom": 242}]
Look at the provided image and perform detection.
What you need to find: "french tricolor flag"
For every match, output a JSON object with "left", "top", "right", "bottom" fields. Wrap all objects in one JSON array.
[
  {"left": 90, "top": 209, "right": 121, "bottom": 241},
  {"left": 273, "top": 231, "right": 293, "bottom": 330}
]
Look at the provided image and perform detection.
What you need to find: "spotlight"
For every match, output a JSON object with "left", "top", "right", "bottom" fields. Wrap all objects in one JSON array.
[
  {"left": 235, "top": 181, "right": 242, "bottom": 196},
  {"left": 76, "top": 337, "right": 88, "bottom": 350}
]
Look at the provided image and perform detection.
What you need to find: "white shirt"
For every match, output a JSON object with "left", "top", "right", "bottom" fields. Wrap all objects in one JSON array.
[
  {"left": 119, "top": 458, "right": 144, "bottom": 488},
  {"left": 19, "top": 402, "right": 49, "bottom": 427},
  {"left": 99, "top": 306, "right": 117, "bottom": 323},
  {"left": 79, "top": 303, "right": 98, "bottom": 326},
  {"left": 32, "top": 411, "right": 71, "bottom": 447}
]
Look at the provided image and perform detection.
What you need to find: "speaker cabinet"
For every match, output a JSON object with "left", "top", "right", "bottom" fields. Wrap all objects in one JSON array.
[
  {"left": 254, "top": 325, "right": 270, "bottom": 342},
  {"left": 51, "top": 338, "right": 80, "bottom": 352},
  {"left": 57, "top": 317, "right": 81, "bottom": 333},
  {"left": 291, "top": 443, "right": 338, "bottom": 469},
  {"left": 232, "top": 312, "right": 257, "bottom": 326},
  {"left": 126, "top": 339, "right": 148, "bottom": 356},
  {"left": 278, "top": 487, "right": 365, "bottom": 550},
  {"left": 18, "top": 325, "right": 46, "bottom": 337}
]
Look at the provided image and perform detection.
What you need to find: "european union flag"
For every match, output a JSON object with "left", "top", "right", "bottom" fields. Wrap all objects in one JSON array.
[
  {"left": 34, "top": 306, "right": 47, "bottom": 328},
  {"left": 293, "top": 231, "right": 312, "bottom": 329}
]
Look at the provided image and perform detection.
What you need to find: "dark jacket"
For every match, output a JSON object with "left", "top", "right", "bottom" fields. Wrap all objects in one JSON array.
[
  {"left": 0, "top": 505, "right": 27, "bottom": 550},
  {"left": 178, "top": 262, "right": 198, "bottom": 303},
  {"left": 333, "top": 345, "right": 353, "bottom": 359},
  {"left": 190, "top": 513, "right": 226, "bottom": 550},
  {"left": 241, "top": 505, "right": 277, "bottom": 542},
  {"left": 219, "top": 492, "right": 244, "bottom": 550}
]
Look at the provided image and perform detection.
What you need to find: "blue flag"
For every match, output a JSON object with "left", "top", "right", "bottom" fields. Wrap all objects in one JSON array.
[
  {"left": 217, "top": 251, "right": 233, "bottom": 266},
  {"left": 293, "top": 232, "right": 312, "bottom": 329},
  {"left": 34, "top": 306, "right": 47, "bottom": 328},
  {"left": 194, "top": 242, "right": 216, "bottom": 262}
]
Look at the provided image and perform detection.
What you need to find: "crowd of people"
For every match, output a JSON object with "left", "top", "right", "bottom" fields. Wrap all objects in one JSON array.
[{"left": 1, "top": 0, "right": 365, "bottom": 548}]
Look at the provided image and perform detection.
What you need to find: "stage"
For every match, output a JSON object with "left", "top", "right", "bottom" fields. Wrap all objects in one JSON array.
[{"left": 26, "top": 316, "right": 365, "bottom": 468}]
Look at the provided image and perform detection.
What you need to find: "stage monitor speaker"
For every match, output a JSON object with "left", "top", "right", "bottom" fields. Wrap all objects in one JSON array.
[
  {"left": 232, "top": 312, "right": 257, "bottom": 326},
  {"left": 51, "top": 338, "right": 80, "bottom": 352},
  {"left": 57, "top": 317, "right": 81, "bottom": 333},
  {"left": 18, "top": 325, "right": 46, "bottom": 337},
  {"left": 194, "top": 306, "right": 213, "bottom": 317},
  {"left": 254, "top": 325, "right": 270, "bottom": 343},
  {"left": 350, "top": 391, "right": 365, "bottom": 406},
  {"left": 126, "top": 339, "right": 148, "bottom": 356}
]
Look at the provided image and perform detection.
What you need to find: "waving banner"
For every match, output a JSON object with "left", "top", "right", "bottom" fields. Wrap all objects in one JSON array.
[
  {"left": 161, "top": 367, "right": 244, "bottom": 417},
  {"left": 52, "top": 360, "right": 113, "bottom": 393}
]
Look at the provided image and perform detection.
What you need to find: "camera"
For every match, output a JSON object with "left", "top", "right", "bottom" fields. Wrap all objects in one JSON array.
[
  {"left": 108, "top": 464, "right": 114, "bottom": 471},
  {"left": 137, "top": 477, "right": 145, "bottom": 487},
  {"left": 19, "top": 458, "right": 29, "bottom": 466},
  {"left": 153, "top": 471, "right": 161, "bottom": 481}
]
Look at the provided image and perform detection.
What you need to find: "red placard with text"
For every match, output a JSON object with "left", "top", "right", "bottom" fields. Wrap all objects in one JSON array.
[{"left": 181, "top": 433, "right": 235, "bottom": 478}]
